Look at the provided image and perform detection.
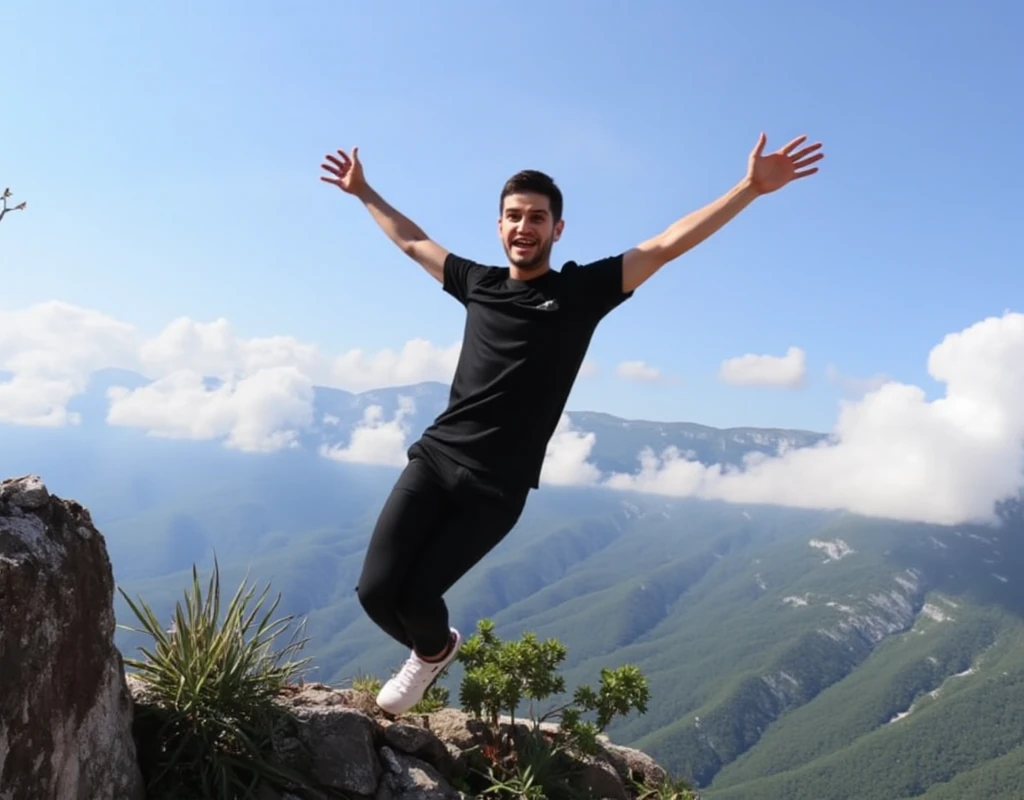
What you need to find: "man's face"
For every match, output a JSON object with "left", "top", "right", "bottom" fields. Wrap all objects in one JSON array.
[{"left": 498, "top": 192, "right": 564, "bottom": 272}]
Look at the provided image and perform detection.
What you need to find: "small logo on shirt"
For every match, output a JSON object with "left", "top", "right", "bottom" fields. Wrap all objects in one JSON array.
[{"left": 535, "top": 299, "right": 558, "bottom": 311}]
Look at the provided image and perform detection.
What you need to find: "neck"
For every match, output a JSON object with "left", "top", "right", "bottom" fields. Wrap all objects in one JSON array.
[{"left": 509, "top": 261, "right": 551, "bottom": 281}]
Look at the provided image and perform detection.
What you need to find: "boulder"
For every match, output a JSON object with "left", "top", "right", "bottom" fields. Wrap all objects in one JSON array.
[{"left": 0, "top": 475, "right": 145, "bottom": 800}]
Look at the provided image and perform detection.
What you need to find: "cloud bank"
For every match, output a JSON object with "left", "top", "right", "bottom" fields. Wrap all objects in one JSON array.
[
  {"left": 0, "top": 302, "right": 459, "bottom": 450},
  {"left": 4, "top": 300, "right": 1024, "bottom": 526},
  {"left": 107, "top": 367, "right": 315, "bottom": 452},
  {"left": 543, "top": 313, "right": 1024, "bottom": 525},
  {"left": 0, "top": 302, "right": 137, "bottom": 426}
]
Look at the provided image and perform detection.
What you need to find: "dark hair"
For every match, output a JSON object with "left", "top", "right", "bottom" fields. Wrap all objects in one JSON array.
[{"left": 500, "top": 170, "right": 563, "bottom": 222}]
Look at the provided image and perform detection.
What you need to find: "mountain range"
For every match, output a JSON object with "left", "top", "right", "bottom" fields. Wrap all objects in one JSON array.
[{"left": 3, "top": 372, "right": 1023, "bottom": 798}]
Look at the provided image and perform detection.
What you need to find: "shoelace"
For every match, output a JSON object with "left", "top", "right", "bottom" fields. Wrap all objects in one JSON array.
[{"left": 391, "top": 655, "right": 427, "bottom": 689}]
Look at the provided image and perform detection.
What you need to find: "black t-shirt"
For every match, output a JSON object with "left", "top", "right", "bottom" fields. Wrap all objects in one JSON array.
[{"left": 414, "top": 252, "right": 633, "bottom": 490}]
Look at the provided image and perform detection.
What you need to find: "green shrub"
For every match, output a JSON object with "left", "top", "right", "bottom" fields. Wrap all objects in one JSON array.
[
  {"left": 455, "top": 618, "right": 655, "bottom": 797},
  {"left": 118, "top": 558, "right": 313, "bottom": 799},
  {"left": 458, "top": 618, "right": 650, "bottom": 752},
  {"left": 458, "top": 618, "right": 569, "bottom": 729}
]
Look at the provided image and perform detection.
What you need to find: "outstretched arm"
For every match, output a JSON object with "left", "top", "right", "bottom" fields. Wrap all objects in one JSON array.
[
  {"left": 621, "top": 133, "right": 823, "bottom": 293},
  {"left": 321, "top": 147, "right": 449, "bottom": 283}
]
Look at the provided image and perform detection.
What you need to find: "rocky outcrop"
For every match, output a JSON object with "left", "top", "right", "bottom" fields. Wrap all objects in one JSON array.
[
  {"left": 0, "top": 472, "right": 678, "bottom": 799},
  {"left": 126, "top": 678, "right": 675, "bottom": 799},
  {"left": 0, "top": 475, "right": 145, "bottom": 800},
  {"left": 257, "top": 683, "right": 671, "bottom": 800}
]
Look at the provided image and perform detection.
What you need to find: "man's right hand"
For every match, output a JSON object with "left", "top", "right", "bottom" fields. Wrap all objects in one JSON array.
[
  {"left": 321, "top": 148, "right": 367, "bottom": 197},
  {"left": 320, "top": 145, "right": 450, "bottom": 284}
]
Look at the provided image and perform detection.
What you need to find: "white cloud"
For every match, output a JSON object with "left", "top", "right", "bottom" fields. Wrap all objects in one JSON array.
[
  {"left": 107, "top": 367, "right": 315, "bottom": 452},
  {"left": 719, "top": 346, "right": 806, "bottom": 388},
  {"left": 320, "top": 396, "right": 415, "bottom": 467},
  {"left": 617, "top": 360, "right": 661, "bottom": 383},
  {"left": 0, "top": 301, "right": 459, "bottom": 452},
  {"left": 600, "top": 313, "right": 1024, "bottom": 525},
  {"left": 0, "top": 301, "right": 137, "bottom": 425},
  {"left": 0, "top": 373, "right": 83, "bottom": 427},
  {"left": 540, "top": 414, "right": 601, "bottom": 486},
  {"left": 331, "top": 339, "right": 460, "bottom": 391},
  {"left": 139, "top": 317, "right": 322, "bottom": 380},
  {"left": 9, "top": 299, "right": 1024, "bottom": 527}
]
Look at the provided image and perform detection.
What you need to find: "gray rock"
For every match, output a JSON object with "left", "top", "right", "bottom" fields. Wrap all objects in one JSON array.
[
  {"left": 378, "top": 745, "right": 462, "bottom": 800},
  {"left": 576, "top": 755, "right": 629, "bottom": 800},
  {"left": 600, "top": 741, "right": 668, "bottom": 788},
  {"left": 0, "top": 475, "right": 145, "bottom": 800},
  {"left": 424, "top": 708, "right": 493, "bottom": 751},
  {"left": 274, "top": 685, "right": 383, "bottom": 796},
  {"left": 384, "top": 721, "right": 457, "bottom": 778},
  {"left": 0, "top": 473, "right": 49, "bottom": 509}
]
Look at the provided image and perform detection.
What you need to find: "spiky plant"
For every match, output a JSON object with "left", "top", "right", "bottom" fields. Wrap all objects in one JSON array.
[
  {"left": 633, "top": 776, "right": 700, "bottom": 800},
  {"left": 118, "top": 557, "right": 314, "bottom": 799}
]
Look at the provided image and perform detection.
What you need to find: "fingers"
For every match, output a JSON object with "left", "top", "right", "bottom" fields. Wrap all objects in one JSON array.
[
  {"left": 790, "top": 142, "right": 823, "bottom": 161},
  {"left": 321, "top": 149, "right": 354, "bottom": 177},
  {"left": 781, "top": 135, "right": 807, "bottom": 155},
  {"left": 752, "top": 132, "right": 767, "bottom": 158},
  {"left": 793, "top": 151, "right": 824, "bottom": 170},
  {"left": 324, "top": 152, "right": 348, "bottom": 169},
  {"left": 320, "top": 161, "right": 345, "bottom": 179},
  {"left": 794, "top": 167, "right": 819, "bottom": 179},
  {"left": 321, "top": 146, "right": 361, "bottom": 178}
]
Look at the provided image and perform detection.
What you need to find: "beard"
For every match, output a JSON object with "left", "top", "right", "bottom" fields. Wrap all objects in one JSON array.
[{"left": 504, "top": 236, "right": 552, "bottom": 271}]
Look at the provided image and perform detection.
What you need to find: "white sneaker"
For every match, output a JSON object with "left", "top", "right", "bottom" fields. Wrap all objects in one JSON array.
[{"left": 376, "top": 628, "right": 462, "bottom": 715}]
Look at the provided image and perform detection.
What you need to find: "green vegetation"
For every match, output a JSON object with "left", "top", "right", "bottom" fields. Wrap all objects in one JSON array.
[
  {"left": 121, "top": 564, "right": 692, "bottom": 799},
  {"left": 97, "top": 428, "right": 1024, "bottom": 800},
  {"left": 118, "top": 558, "right": 313, "bottom": 799},
  {"left": 711, "top": 604, "right": 1002, "bottom": 789},
  {"left": 449, "top": 618, "right": 686, "bottom": 799},
  {"left": 914, "top": 745, "right": 1024, "bottom": 799},
  {"left": 706, "top": 666, "right": 1024, "bottom": 800},
  {"left": 457, "top": 618, "right": 651, "bottom": 751}
]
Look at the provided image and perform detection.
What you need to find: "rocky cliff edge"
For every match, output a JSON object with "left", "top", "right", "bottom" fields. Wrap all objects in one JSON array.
[{"left": 1, "top": 475, "right": 690, "bottom": 799}]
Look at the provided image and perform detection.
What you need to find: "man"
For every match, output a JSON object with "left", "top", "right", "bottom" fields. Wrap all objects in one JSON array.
[{"left": 319, "top": 133, "right": 823, "bottom": 714}]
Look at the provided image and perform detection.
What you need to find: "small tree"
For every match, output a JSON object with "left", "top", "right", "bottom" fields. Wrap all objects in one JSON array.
[
  {"left": 0, "top": 187, "right": 27, "bottom": 224},
  {"left": 457, "top": 618, "right": 651, "bottom": 753},
  {"left": 455, "top": 619, "right": 656, "bottom": 798},
  {"left": 458, "top": 618, "right": 569, "bottom": 729}
]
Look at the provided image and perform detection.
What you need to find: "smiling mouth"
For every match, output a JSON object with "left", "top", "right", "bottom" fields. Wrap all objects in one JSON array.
[{"left": 512, "top": 238, "right": 537, "bottom": 249}]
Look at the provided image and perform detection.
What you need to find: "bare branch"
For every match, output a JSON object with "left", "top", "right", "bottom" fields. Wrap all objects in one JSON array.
[{"left": 0, "top": 187, "right": 27, "bottom": 225}]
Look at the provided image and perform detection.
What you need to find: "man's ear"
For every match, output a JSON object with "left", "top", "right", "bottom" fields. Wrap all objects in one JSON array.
[{"left": 553, "top": 219, "right": 565, "bottom": 242}]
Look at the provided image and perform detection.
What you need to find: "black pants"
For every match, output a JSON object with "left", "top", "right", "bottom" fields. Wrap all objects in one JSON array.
[{"left": 356, "top": 444, "right": 529, "bottom": 657}]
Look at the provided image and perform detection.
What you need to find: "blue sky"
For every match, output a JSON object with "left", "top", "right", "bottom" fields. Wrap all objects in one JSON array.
[{"left": 2, "top": 0, "right": 1021, "bottom": 432}]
